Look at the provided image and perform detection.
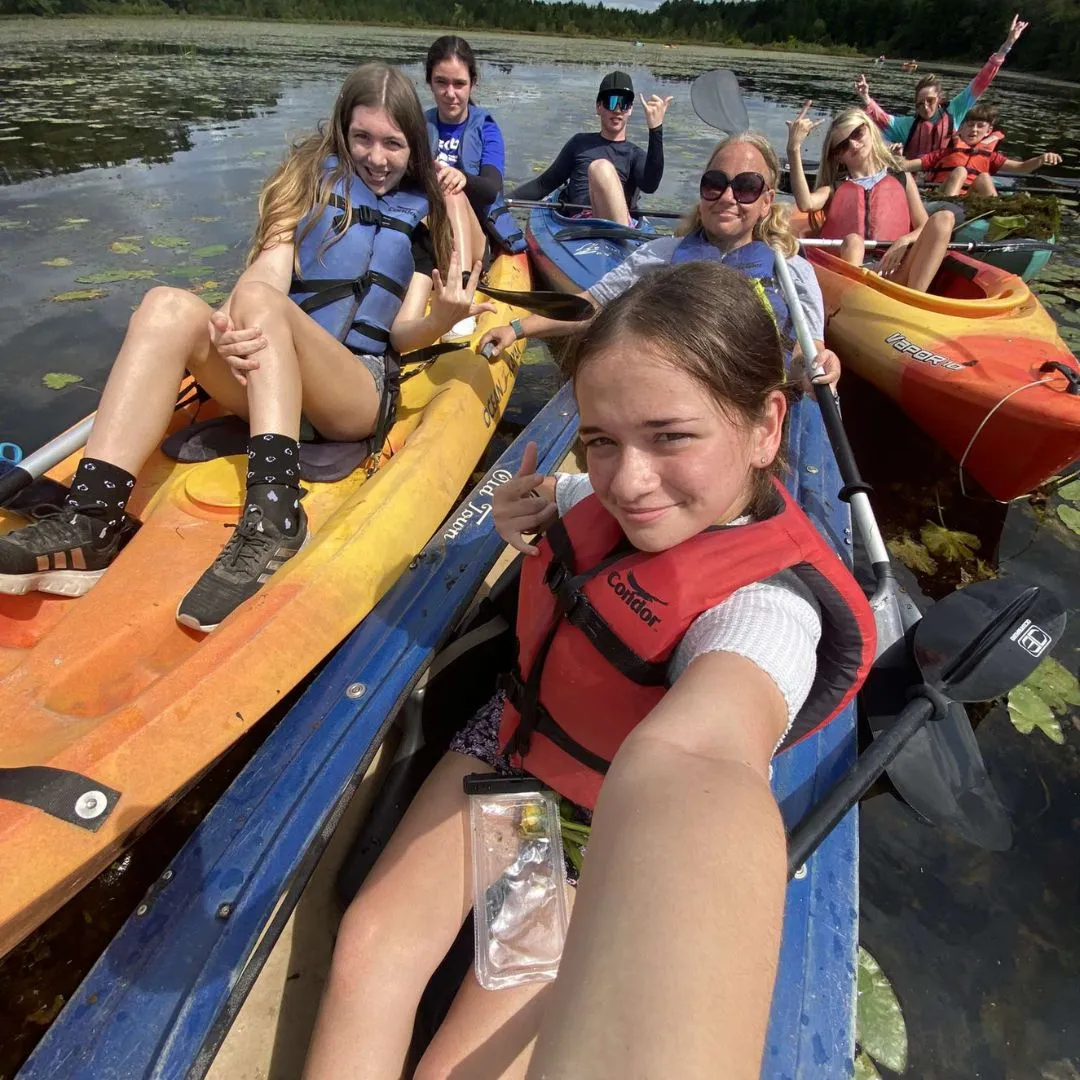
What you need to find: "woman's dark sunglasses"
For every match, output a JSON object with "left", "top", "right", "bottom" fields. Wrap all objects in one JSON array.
[
  {"left": 599, "top": 93, "right": 633, "bottom": 113},
  {"left": 699, "top": 169, "right": 768, "bottom": 204},
  {"left": 831, "top": 123, "right": 867, "bottom": 157}
]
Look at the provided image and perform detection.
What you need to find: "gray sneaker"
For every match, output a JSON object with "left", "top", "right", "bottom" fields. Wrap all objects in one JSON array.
[{"left": 176, "top": 503, "right": 309, "bottom": 633}]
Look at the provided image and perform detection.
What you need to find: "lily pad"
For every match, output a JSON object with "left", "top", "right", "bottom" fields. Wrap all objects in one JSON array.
[
  {"left": 857, "top": 947, "right": 907, "bottom": 1073},
  {"left": 1057, "top": 478, "right": 1080, "bottom": 502},
  {"left": 42, "top": 372, "right": 83, "bottom": 390},
  {"left": 1020, "top": 656, "right": 1080, "bottom": 715},
  {"left": 0, "top": 218, "right": 30, "bottom": 230},
  {"left": 854, "top": 1051, "right": 882, "bottom": 1080},
  {"left": 921, "top": 522, "right": 980, "bottom": 563},
  {"left": 191, "top": 244, "right": 229, "bottom": 259},
  {"left": 1007, "top": 684, "right": 1064, "bottom": 744},
  {"left": 166, "top": 264, "right": 214, "bottom": 281},
  {"left": 1057, "top": 504, "right": 1080, "bottom": 535},
  {"left": 109, "top": 240, "right": 142, "bottom": 255},
  {"left": 75, "top": 269, "right": 155, "bottom": 285},
  {"left": 150, "top": 236, "right": 190, "bottom": 249},
  {"left": 192, "top": 215, "right": 223, "bottom": 223},
  {"left": 887, "top": 533, "right": 938, "bottom": 575},
  {"left": 196, "top": 289, "right": 229, "bottom": 306},
  {"left": 50, "top": 288, "right": 108, "bottom": 303},
  {"left": 42, "top": 257, "right": 73, "bottom": 267}
]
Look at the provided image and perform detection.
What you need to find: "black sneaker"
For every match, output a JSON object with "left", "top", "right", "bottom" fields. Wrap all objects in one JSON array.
[
  {"left": 0, "top": 506, "right": 137, "bottom": 598},
  {"left": 176, "top": 503, "right": 309, "bottom": 633}
]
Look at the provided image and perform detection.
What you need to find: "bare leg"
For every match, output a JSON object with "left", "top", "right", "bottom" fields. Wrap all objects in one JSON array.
[
  {"left": 444, "top": 190, "right": 487, "bottom": 270},
  {"left": 303, "top": 752, "right": 487, "bottom": 1080},
  {"left": 226, "top": 280, "right": 384, "bottom": 442},
  {"left": 414, "top": 890, "right": 577, "bottom": 1080},
  {"left": 839, "top": 232, "right": 865, "bottom": 266},
  {"left": 938, "top": 166, "right": 969, "bottom": 198},
  {"left": 893, "top": 209, "right": 955, "bottom": 293},
  {"left": 587, "top": 158, "right": 632, "bottom": 226},
  {"left": 86, "top": 286, "right": 252, "bottom": 474},
  {"left": 969, "top": 171, "right": 998, "bottom": 198}
]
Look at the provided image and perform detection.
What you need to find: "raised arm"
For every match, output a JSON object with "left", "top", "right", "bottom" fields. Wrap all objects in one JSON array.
[
  {"left": 785, "top": 101, "right": 830, "bottom": 213},
  {"left": 528, "top": 649, "right": 789, "bottom": 1080},
  {"left": 949, "top": 14, "right": 1028, "bottom": 124}
]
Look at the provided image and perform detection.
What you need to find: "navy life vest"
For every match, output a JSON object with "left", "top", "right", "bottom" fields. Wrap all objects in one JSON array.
[
  {"left": 671, "top": 234, "right": 793, "bottom": 360},
  {"left": 498, "top": 480, "right": 876, "bottom": 809},
  {"left": 289, "top": 158, "right": 429, "bottom": 357},
  {"left": 819, "top": 172, "right": 911, "bottom": 242},
  {"left": 425, "top": 106, "right": 526, "bottom": 254}
]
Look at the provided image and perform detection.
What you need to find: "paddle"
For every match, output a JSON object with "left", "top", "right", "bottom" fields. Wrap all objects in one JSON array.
[
  {"left": 506, "top": 198, "right": 686, "bottom": 221},
  {"left": 787, "top": 577, "right": 1064, "bottom": 874},
  {"left": 476, "top": 283, "right": 593, "bottom": 321},
  {"left": 554, "top": 224, "right": 667, "bottom": 243},
  {"left": 0, "top": 341, "right": 472, "bottom": 510},
  {"left": 774, "top": 250, "right": 1015, "bottom": 850},
  {"left": 690, "top": 69, "right": 750, "bottom": 135},
  {"left": 801, "top": 237, "right": 1056, "bottom": 255}
]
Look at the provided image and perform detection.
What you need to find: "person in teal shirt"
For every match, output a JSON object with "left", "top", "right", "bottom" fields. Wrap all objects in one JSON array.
[{"left": 855, "top": 13, "right": 1029, "bottom": 158}]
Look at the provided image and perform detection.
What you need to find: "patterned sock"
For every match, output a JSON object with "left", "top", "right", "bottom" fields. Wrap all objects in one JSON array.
[
  {"left": 244, "top": 432, "right": 301, "bottom": 535},
  {"left": 64, "top": 457, "right": 136, "bottom": 540}
]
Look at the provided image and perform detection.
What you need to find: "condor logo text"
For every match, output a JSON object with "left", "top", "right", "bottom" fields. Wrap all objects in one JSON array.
[{"left": 606, "top": 568, "right": 668, "bottom": 628}]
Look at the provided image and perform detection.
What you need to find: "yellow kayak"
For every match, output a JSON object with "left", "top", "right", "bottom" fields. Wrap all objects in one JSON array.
[{"left": 0, "top": 252, "right": 530, "bottom": 958}]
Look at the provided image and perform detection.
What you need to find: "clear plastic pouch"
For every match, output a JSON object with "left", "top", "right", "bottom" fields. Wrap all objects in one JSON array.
[{"left": 464, "top": 774, "right": 570, "bottom": 991}]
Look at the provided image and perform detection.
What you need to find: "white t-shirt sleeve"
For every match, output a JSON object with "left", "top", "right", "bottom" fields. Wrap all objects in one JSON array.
[
  {"left": 587, "top": 237, "right": 682, "bottom": 305},
  {"left": 670, "top": 579, "right": 822, "bottom": 741},
  {"left": 553, "top": 472, "right": 595, "bottom": 516},
  {"left": 787, "top": 254, "right": 826, "bottom": 341}
]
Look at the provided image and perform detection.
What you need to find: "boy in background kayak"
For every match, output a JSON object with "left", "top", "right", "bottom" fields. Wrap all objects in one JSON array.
[
  {"left": 855, "top": 13, "right": 1029, "bottom": 158},
  {"left": 510, "top": 70, "right": 672, "bottom": 226},
  {"left": 900, "top": 102, "right": 1063, "bottom": 197}
]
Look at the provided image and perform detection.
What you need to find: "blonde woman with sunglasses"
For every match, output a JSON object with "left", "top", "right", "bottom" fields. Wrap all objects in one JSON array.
[
  {"left": 482, "top": 132, "right": 841, "bottom": 387},
  {"left": 787, "top": 104, "right": 954, "bottom": 293}
]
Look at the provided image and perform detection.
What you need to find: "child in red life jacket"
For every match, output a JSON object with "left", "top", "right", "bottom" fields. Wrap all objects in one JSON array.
[
  {"left": 305, "top": 262, "right": 875, "bottom": 1080},
  {"left": 901, "top": 102, "right": 1063, "bottom": 198},
  {"left": 787, "top": 103, "right": 955, "bottom": 292}
]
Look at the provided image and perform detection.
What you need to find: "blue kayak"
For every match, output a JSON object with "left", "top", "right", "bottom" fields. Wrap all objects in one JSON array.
[
  {"left": 527, "top": 197, "right": 861, "bottom": 1079},
  {"left": 525, "top": 193, "right": 657, "bottom": 292}
]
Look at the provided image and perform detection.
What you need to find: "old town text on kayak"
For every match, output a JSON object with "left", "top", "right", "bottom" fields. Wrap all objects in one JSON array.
[{"left": 884, "top": 331, "right": 965, "bottom": 371}]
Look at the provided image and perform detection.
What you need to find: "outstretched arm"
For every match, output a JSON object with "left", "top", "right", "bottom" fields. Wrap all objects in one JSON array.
[
  {"left": 510, "top": 136, "right": 577, "bottom": 201},
  {"left": 950, "top": 14, "right": 1029, "bottom": 124},
  {"left": 999, "top": 150, "right": 1063, "bottom": 175},
  {"left": 528, "top": 649, "right": 789, "bottom": 1080}
]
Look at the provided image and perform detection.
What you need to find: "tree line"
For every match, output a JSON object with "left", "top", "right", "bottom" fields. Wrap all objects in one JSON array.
[{"left": 4, "top": 0, "right": 1079, "bottom": 79}]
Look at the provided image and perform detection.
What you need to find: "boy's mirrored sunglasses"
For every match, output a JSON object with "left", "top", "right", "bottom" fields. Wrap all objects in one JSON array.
[
  {"left": 698, "top": 169, "right": 768, "bottom": 204},
  {"left": 599, "top": 94, "right": 634, "bottom": 112}
]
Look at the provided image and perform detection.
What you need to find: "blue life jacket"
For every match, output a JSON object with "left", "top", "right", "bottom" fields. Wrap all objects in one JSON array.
[
  {"left": 289, "top": 159, "right": 429, "bottom": 356},
  {"left": 425, "top": 105, "right": 526, "bottom": 254},
  {"left": 670, "top": 234, "right": 793, "bottom": 360}
]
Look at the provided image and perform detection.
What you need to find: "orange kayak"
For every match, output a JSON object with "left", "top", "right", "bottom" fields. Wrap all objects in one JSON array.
[
  {"left": 806, "top": 246, "right": 1080, "bottom": 500},
  {"left": 0, "top": 252, "right": 530, "bottom": 958}
]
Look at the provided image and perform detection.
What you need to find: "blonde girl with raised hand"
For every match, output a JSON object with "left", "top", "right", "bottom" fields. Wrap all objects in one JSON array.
[{"left": 787, "top": 103, "right": 954, "bottom": 292}]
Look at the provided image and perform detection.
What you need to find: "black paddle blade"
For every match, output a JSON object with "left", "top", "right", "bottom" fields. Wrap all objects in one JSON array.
[
  {"left": 553, "top": 224, "right": 652, "bottom": 244},
  {"left": 477, "top": 284, "right": 593, "bottom": 321},
  {"left": 403, "top": 341, "right": 470, "bottom": 361},
  {"left": 690, "top": 69, "right": 750, "bottom": 133},
  {"left": 915, "top": 578, "right": 1066, "bottom": 702}
]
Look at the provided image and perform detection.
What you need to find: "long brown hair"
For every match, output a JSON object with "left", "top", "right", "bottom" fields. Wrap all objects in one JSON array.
[
  {"left": 563, "top": 262, "right": 795, "bottom": 518},
  {"left": 248, "top": 63, "right": 450, "bottom": 269},
  {"left": 677, "top": 132, "right": 799, "bottom": 259}
]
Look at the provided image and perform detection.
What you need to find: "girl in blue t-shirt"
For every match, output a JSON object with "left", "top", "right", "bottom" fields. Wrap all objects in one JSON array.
[{"left": 425, "top": 36, "right": 524, "bottom": 279}]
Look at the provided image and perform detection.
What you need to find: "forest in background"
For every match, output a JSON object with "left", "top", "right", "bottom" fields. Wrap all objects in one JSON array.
[{"left": 3, "top": 0, "right": 1079, "bottom": 78}]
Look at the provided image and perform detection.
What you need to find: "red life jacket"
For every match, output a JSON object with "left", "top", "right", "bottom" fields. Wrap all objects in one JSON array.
[
  {"left": 925, "top": 130, "right": 1006, "bottom": 192},
  {"left": 903, "top": 109, "right": 954, "bottom": 157},
  {"left": 497, "top": 480, "right": 876, "bottom": 809},
  {"left": 819, "top": 171, "right": 911, "bottom": 242}
]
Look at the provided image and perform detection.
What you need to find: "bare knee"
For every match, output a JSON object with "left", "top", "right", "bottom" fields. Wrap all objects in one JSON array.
[
  {"left": 928, "top": 209, "right": 956, "bottom": 236},
  {"left": 587, "top": 157, "right": 619, "bottom": 182},
  {"left": 971, "top": 172, "right": 997, "bottom": 197},
  {"left": 131, "top": 285, "right": 206, "bottom": 333},
  {"left": 229, "top": 279, "right": 288, "bottom": 325}
]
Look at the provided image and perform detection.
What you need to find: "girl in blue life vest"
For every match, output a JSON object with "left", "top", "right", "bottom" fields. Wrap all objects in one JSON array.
[
  {"left": 0, "top": 63, "right": 491, "bottom": 633},
  {"left": 787, "top": 104, "right": 956, "bottom": 293},
  {"left": 425, "top": 34, "right": 526, "bottom": 276},
  {"left": 304, "top": 262, "right": 875, "bottom": 1080}
]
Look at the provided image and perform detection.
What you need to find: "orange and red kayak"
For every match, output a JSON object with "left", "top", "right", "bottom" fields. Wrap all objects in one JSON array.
[
  {"left": 806, "top": 246, "right": 1080, "bottom": 500},
  {"left": 0, "top": 252, "right": 530, "bottom": 958}
]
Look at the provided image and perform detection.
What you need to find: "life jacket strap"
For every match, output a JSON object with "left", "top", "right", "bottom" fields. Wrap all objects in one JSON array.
[
  {"left": 327, "top": 193, "right": 418, "bottom": 236},
  {"left": 291, "top": 271, "right": 409, "bottom": 319}
]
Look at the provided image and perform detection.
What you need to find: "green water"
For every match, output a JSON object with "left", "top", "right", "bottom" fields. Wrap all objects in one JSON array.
[{"left": 0, "top": 19, "right": 1078, "bottom": 1079}]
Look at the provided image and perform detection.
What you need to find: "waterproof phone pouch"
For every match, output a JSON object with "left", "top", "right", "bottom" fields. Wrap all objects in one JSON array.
[{"left": 464, "top": 774, "right": 569, "bottom": 991}]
